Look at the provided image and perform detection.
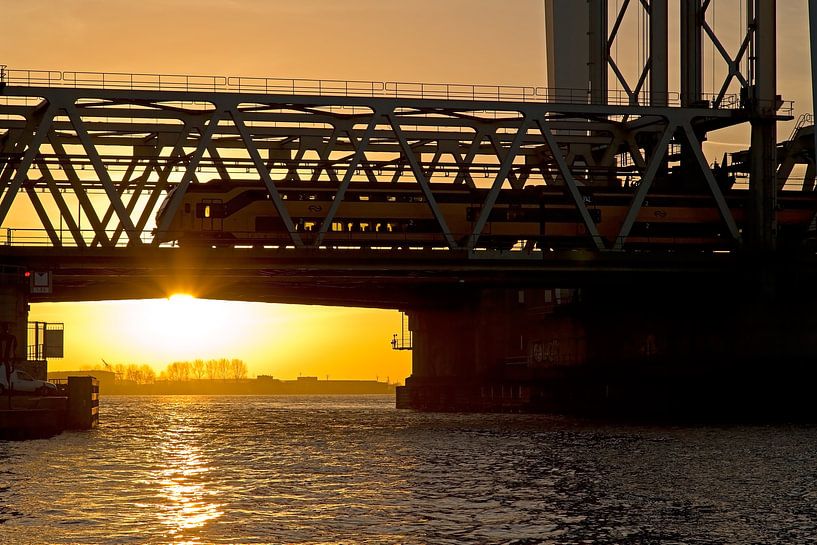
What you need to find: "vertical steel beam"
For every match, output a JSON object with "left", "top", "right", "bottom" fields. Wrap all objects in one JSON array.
[
  {"left": 681, "top": 0, "right": 703, "bottom": 107},
  {"left": 747, "top": 0, "right": 778, "bottom": 252},
  {"left": 588, "top": 0, "right": 608, "bottom": 105},
  {"left": 810, "top": 0, "right": 817, "bottom": 173},
  {"left": 650, "top": 0, "right": 669, "bottom": 107}
]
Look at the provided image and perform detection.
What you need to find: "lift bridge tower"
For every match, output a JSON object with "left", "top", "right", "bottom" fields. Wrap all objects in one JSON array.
[
  {"left": 544, "top": 0, "right": 778, "bottom": 251},
  {"left": 400, "top": 0, "right": 811, "bottom": 415}
]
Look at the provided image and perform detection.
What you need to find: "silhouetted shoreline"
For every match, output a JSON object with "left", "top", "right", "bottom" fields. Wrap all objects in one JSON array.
[{"left": 49, "top": 371, "right": 396, "bottom": 396}]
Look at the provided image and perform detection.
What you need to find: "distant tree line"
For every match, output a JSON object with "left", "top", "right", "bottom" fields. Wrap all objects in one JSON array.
[
  {"left": 112, "top": 363, "right": 156, "bottom": 384},
  {"left": 110, "top": 358, "right": 248, "bottom": 384}
]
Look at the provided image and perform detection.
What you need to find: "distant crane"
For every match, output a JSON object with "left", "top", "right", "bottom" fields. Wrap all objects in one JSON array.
[{"left": 102, "top": 358, "right": 121, "bottom": 381}]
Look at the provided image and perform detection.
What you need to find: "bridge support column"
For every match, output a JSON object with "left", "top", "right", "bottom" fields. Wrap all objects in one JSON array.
[
  {"left": 398, "top": 280, "right": 817, "bottom": 418},
  {"left": 0, "top": 270, "right": 29, "bottom": 365}
]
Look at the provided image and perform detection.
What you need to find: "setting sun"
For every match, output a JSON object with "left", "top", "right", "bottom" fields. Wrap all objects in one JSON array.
[
  {"left": 123, "top": 294, "right": 256, "bottom": 360},
  {"left": 30, "top": 298, "right": 410, "bottom": 381}
]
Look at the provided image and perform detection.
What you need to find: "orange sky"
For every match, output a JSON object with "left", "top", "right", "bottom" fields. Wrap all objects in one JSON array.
[{"left": 3, "top": 1, "right": 814, "bottom": 379}]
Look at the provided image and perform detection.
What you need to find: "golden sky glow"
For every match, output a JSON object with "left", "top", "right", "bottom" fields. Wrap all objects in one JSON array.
[
  {"left": 5, "top": 1, "right": 815, "bottom": 379},
  {"left": 32, "top": 296, "right": 410, "bottom": 381}
]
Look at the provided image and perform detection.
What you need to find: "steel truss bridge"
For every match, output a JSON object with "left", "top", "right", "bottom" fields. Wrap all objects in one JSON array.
[
  {"left": 0, "top": 69, "right": 797, "bottom": 247},
  {"left": 0, "top": 0, "right": 812, "bottom": 305}
]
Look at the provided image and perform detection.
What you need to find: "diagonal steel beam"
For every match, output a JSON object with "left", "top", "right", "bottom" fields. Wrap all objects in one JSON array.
[
  {"left": 92, "top": 155, "right": 145, "bottom": 246},
  {"left": 538, "top": 163, "right": 558, "bottom": 185},
  {"left": 630, "top": 58, "right": 652, "bottom": 105},
  {"left": 487, "top": 132, "right": 522, "bottom": 189},
  {"left": 390, "top": 157, "right": 406, "bottom": 183},
  {"left": 452, "top": 129, "right": 485, "bottom": 188},
  {"left": 387, "top": 114, "right": 458, "bottom": 249},
  {"left": 64, "top": 103, "right": 140, "bottom": 245},
  {"left": 229, "top": 108, "right": 304, "bottom": 247},
  {"left": 711, "top": 30, "right": 753, "bottom": 106},
  {"left": 345, "top": 128, "right": 380, "bottom": 183},
  {"left": 0, "top": 105, "right": 55, "bottom": 226},
  {"left": 537, "top": 119, "right": 605, "bottom": 250},
  {"left": 311, "top": 129, "right": 340, "bottom": 183},
  {"left": 702, "top": 21, "right": 752, "bottom": 103},
  {"left": 607, "top": 0, "right": 631, "bottom": 48},
  {"left": 25, "top": 184, "right": 61, "bottom": 246},
  {"left": 109, "top": 161, "right": 157, "bottom": 245},
  {"left": 152, "top": 108, "right": 224, "bottom": 245},
  {"left": 608, "top": 58, "right": 636, "bottom": 100},
  {"left": 37, "top": 159, "right": 87, "bottom": 247},
  {"left": 315, "top": 111, "right": 383, "bottom": 246},
  {"left": 423, "top": 146, "right": 444, "bottom": 180},
  {"left": 0, "top": 128, "right": 31, "bottom": 192},
  {"left": 48, "top": 135, "right": 111, "bottom": 246},
  {"left": 285, "top": 142, "right": 307, "bottom": 182},
  {"left": 123, "top": 128, "right": 193, "bottom": 244},
  {"left": 680, "top": 123, "right": 740, "bottom": 242},
  {"left": 614, "top": 123, "right": 676, "bottom": 250},
  {"left": 207, "top": 141, "right": 232, "bottom": 181},
  {"left": 467, "top": 118, "right": 531, "bottom": 250},
  {"left": 624, "top": 134, "right": 647, "bottom": 170}
]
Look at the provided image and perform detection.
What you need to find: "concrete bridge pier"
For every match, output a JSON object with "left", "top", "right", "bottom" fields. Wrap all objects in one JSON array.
[
  {"left": 0, "top": 269, "right": 29, "bottom": 364},
  {"left": 397, "top": 278, "right": 817, "bottom": 418}
]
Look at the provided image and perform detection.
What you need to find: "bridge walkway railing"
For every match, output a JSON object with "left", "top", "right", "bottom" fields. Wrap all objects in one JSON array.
[{"left": 0, "top": 66, "right": 752, "bottom": 110}]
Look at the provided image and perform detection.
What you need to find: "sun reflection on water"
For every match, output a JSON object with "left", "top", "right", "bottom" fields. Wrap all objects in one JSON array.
[{"left": 157, "top": 428, "right": 223, "bottom": 541}]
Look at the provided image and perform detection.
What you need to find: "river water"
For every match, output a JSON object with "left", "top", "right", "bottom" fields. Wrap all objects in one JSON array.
[{"left": 1, "top": 395, "right": 816, "bottom": 544}]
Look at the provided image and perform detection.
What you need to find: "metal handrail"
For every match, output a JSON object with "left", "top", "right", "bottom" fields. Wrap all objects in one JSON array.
[
  {"left": 61, "top": 70, "right": 228, "bottom": 92},
  {"left": 0, "top": 66, "right": 746, "bottom": 109},
  {"left": 788, "top": 113, "right": 814, "bottom": 141}
]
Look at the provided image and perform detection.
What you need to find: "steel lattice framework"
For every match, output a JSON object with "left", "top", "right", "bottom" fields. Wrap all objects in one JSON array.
[
  {"left": 0, "top": 69, "right": 762, "bottom": 254},
  {"left": 0, "top": 0, "right": 797, "bottom": 257}
]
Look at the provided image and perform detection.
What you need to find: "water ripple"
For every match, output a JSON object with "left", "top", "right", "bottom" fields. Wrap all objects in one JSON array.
[{"left": 1, "top": 396, "right": 817, "bottom": 544}]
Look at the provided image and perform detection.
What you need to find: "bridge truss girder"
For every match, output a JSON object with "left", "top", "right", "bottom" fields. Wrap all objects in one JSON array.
[{"left": 0, "top": 86, "right": 745, "bottom": 252}]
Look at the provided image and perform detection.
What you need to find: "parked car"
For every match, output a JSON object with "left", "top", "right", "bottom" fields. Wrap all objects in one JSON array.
[{"left": 0, "top": 365, "right": 58, "bottom": 395}]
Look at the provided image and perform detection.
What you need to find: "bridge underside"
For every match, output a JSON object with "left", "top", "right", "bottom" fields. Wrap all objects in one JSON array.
[
  {"left": 4, "top": 246, "right": 815, "bottom": 307},
  {"left": 398, "top": 276, "right": 817, "bottom": 419}
]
